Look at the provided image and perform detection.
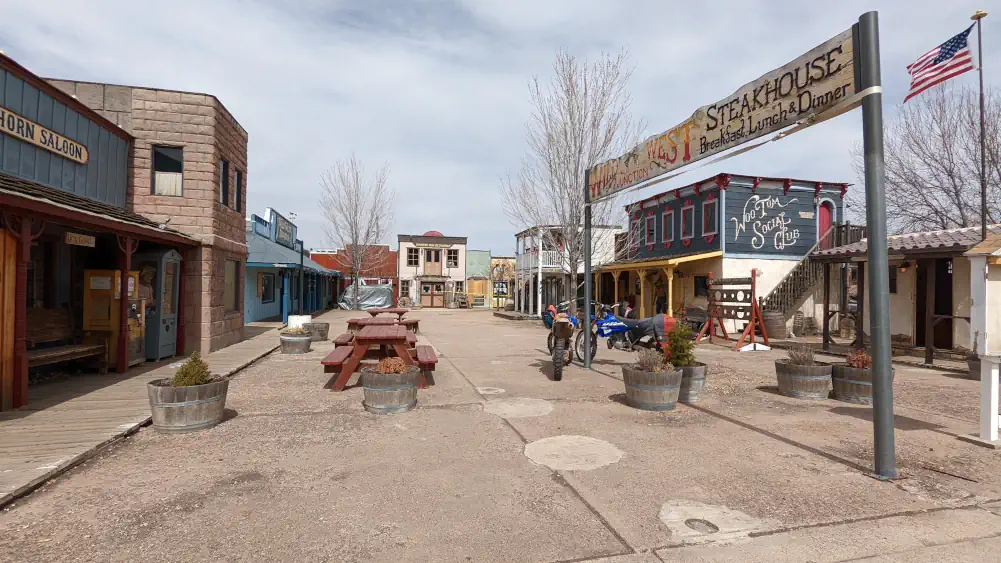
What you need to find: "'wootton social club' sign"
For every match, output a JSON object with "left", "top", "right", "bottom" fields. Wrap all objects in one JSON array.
[
  {"left": 588, "top": 29, "right": 856, "bottom": 201},
  {"left": 0, "top": 105, "right": 90, "bottom": 165}
]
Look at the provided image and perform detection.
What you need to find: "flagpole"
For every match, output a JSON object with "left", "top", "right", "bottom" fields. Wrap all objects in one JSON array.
[{"left": 973, "top": 9, "right": 988, "bottom": 240}]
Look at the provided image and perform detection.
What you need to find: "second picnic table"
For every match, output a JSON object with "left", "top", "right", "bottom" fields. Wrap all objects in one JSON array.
[
  {"left": 367, "top": 307, "right": 408, "bottom": 320},
  {"left": 324, "top": 324, "right": 419, "bottom": 391},
  {"left": 347, "top": 316, "right": 419, "bottom": 334}
]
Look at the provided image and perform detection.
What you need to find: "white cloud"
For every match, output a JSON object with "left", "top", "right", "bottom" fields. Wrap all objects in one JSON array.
[{"left": 1, "top": 0, "right": 997, "bottom": 253}]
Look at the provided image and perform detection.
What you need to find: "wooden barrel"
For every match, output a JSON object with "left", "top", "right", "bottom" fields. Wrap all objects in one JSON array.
[
  {"left": 832, "top": 365, "right": 895, "bottom": 405},
  {"left": 147, "top": 378, "right": 229, "bottom": 433},
  {"left": 303, "top": 322, "right": 330, "bottom": 342},
  {"left": 279, "top": 333, "right": 312, "bottom": 354},
  {"left": 762, "top": 310, "right": 786, "bottom": 340},
  {"left": 678, "top": 363, "right": 707, "bottom": 403},
  {"left": 622, "top": 365, "right": 682, "bottom": 411},
  {"left": 362, "top": 366, "right": 420, "bottom": 414},
  {"left": 775, "top": 361, "right": 831, "bottom": 399}
]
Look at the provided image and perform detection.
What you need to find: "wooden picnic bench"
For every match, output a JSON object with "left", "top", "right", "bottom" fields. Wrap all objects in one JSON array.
[
  {"left": 323, "top": 325, "right": 423, "bottom": 391},
  {"left": 347, "top": 316, "right": 419, "bottom": 334},
  {"left": 26, "top": 308, "right": 107, "bottom": 373},
  {"left": 333, "top": 331, "right": 416, "bottom": 348},
  {"left": 367, "top": 307, "right": 408, "bottom": 320},
  {"left": 415, "top": 345, "right": 438, "bottom": 386}
]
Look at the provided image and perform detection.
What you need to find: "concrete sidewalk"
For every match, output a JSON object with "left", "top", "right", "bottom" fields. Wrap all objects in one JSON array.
[{"left": 0, "top": 316, "right": 319, "bottom": 507}]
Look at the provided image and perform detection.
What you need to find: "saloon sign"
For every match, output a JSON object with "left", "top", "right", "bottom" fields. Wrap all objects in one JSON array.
[
  {"left": 0, "top": 106, "right": 89, "bottom": 165},
  {"left": 588, "top": 29, "right": 856, "bottom": 201}
]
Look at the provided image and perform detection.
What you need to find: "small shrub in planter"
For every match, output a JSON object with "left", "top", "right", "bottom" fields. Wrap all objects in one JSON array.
[
  {"left": 832, "top": 349, "right": 894, "bottom": 405},
  {"left": 622, "top": 348, "right": 682, "bottom": 411},
  {"left": 147, "top": 352, "right": 229, "bottom": 433},
  {"left": 774, "top": 345, "right": 831, "bottom": 399},
  {"left": 666, "top": 323, "right": 707, "bottom": 403},
  {"left": 361, "top": 357, "right": 421, "bottom": 414},
  {"left": 279, "top": 326, "right": 313, "bottom": 354}
]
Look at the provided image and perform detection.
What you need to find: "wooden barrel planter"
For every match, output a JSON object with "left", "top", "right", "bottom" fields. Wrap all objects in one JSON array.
[
  {"left": 279, "top": 332, "right": 312, "bottom": 354},
  {"left": 762, "top": 310, "right": 786, "bottom": 340},
  {"left": 147, "top": 378, "right": 229, "bottom": 433},
  {"left": 622, "top": 365, "right": 683, "bottom": 411},
  {"left": 361, "top": 366, "right": 420, "bottom": 414},
  {"left": 303, "top": 322, "right": 330, "bottom": 342},
  {"left": 678, "top": 363, "right": 708, "bottom": 404},
  {"left": 774, "top": 361, "right": 831, "bottom": 399},
  {"left": 832, "top": 365, "right": 895, "bottom": 405}
]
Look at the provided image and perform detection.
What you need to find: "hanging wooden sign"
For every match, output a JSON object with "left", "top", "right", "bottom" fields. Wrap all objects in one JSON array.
[
  {"left": 588, "top": 28, "right": 856, "bottom": 201},
  {"left": 0, "top": 106, "right": 89, "bottom": 165},
  {"left": 64, "top": 232, "right": 96, "bottom": 248}
]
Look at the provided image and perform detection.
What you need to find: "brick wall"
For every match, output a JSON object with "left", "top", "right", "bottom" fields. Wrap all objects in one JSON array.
[{"left": 47, "top": 79, "right": 250, "bottom": 355}]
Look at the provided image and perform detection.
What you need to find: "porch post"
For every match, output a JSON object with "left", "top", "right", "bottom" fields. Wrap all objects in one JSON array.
[
  {"left": 117, "top": 236, "right": 136, "bottom": 373},
  {"left": 663, "top": 267, "right": 674, "bottom": 318},
  {"left": 638, "top": 270, "right": 648, "bottom": 318},
  {"left": 12, "top": 217, "right": 31, "bottom": 408},
  {"left": 823, "top": 262, "right": 831, "bottom": 352},
  {"left": 613, "top": 271, "right": 621, "bottom": 305},
  {"left": 855, "top": 262, "right": 865, "bottom": 350},
  {"left": 924, "top": 259, "right": 936, "bottom": 365}
]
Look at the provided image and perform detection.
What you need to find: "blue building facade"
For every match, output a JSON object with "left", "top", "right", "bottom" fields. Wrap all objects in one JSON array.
[{"left": 245, "top": 209, "right": 339, "bottom": 323}]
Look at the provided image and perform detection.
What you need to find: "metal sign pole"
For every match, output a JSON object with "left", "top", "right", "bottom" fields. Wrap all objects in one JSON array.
[
  {"left": 583, "top": 169, "right": 593, "bottom": 369},
  {"left": 857, "top": 10, "right": 897, "bottom": 479}
]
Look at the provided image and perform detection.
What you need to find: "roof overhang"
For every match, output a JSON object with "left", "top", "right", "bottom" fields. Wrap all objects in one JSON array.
[{"left": 597, "top": 250, "right": 723, "bottom": 271}]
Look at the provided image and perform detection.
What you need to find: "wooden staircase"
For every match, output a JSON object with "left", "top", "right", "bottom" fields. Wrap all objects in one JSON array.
[{"left": 760, "top": 223, "right": 866, "bottom": 318}]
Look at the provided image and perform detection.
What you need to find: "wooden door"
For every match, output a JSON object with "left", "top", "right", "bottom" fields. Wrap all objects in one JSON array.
[
  {"left": 432, "top": 283, "right": 444, "bottom": 307},
  {"left": 1, "top": 231, "right": 15, "bottom": 411},
  {"left": 424, "top": 249, "right": 442, "bottom": 276},
  {"left": 818, "top": 202, "right": 834, "bottom": 249}
]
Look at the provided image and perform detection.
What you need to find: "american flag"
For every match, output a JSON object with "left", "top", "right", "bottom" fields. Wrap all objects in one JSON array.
[{"left": 904, "top": 25, "right": 976, "bottom": 102}]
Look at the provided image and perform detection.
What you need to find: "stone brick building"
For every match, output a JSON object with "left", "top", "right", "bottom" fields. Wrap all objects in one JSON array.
[{"left": 46, "top": 79, "right": 250, "bottom": 353}]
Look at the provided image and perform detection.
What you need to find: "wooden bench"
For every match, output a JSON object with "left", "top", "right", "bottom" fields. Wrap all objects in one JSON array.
[
  {"left": 321, "top": 346, "right": 353, "bottom": 374},
  {"left": 26, "top": 308, "right": 107, "bottom": 373},
  {"left": 401, "top": 318, "right": 419, "bottom": 333},
  {"left": 333, "top": 333, "right": 354, "bottom": 348},
  {"left": 414, "top": 345, "right": 438, "bottom": 386}
]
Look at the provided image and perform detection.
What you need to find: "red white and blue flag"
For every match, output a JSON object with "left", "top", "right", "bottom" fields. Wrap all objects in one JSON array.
[{"left": 904, "top": 25, "right": 976, "bottom": 102}]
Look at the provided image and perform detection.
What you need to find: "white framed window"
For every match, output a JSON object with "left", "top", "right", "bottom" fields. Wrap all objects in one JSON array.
[
  {"left": 447, "top": 249, "right": 459, "bottom": 268},
  {"left": 407, "top": 247, "right": 419, "bottom": 267},
  {"left": 702, "top": 198, "right": 718, "bottom": 236},
  {"left": 645, "top": 215, "right": 656, "bottom": 245},
  {"left": 681, "top": 204, "right": 694, "bottom": 240},
  {"left": 400, "top": 279, "right": 410, "bottom": 296},
  {"left": 152, "top": 145, "right": 183, "bottom": 196},
  {"left": 454, "top": 280, "right": 465, "bottom": 293},
  {"left": 662, "top": 209, "right": 674, "bottom": 243}
]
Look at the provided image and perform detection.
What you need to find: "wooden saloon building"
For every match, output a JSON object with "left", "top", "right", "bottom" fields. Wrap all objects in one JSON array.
[
  {"left": 0, "top": 53, "right": 250, "bottom": 411},
  {"left": 596, "top": 172, "right": 849, "bottom": 334}
]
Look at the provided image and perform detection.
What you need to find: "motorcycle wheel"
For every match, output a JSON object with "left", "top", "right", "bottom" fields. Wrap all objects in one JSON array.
[
  {"left": 547, "top": 332, "right": 555, "bottom": 354},
  {"left": 574, "top": 330, "right": 598, "bottom": 363},
  {"left": 552, "top": 340, "right": 564, "bottom": 381}
]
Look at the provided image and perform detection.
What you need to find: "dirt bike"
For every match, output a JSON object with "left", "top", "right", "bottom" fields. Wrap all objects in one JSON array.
[{"left": 550, "top": 313, "right": 576, "bottom": 381}]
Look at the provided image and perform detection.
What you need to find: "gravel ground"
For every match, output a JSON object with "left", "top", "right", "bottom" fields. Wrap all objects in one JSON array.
[{"left": 1, "top": 310, "right": 998, "bottom": 562}]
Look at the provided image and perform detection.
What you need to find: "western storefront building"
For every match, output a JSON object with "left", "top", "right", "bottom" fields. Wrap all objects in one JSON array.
[
  {"left": 0, "top": 54, "right": 203, "bottom": 410},
  {"left": 397, "top": 231, "right": 467, "bottom": 307},
  {"left": 46, "top": 74, "right": 250, "bottom": 353}
]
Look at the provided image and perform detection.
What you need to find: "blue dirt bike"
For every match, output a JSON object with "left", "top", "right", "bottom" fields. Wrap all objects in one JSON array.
[{"left": 575, "top": 305, "right": 671, "bottom": 362}]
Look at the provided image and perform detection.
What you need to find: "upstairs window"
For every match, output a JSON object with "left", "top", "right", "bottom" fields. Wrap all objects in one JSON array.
[
  {"left": 645, "top": 215, "right": 656, "bottom": 245},
  {"left": 152, "top": 146, "right": 183, "bottom": 196},
  {"left": 662, "top": 209, "right": 674, "bottom": 243},
  {"left": 407, "top": 248, "right": 419, "bottom": 267},
  {"left": 702, "top": 198, "right": 718, "bottom": 236},
  {"left": 235, "top": 169, "right": 243, "bottom": 213},
  {"left": 219, "top": 159, "right": 230, "bottom": 206},
  {"left": 681, "top": 204, "right": 695, "bottom": 240},
  {"left": 446, "top": 249, "right": 459, "bottom": 268}
]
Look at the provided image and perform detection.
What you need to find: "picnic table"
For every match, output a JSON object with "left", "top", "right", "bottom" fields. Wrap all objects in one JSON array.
[
  {"left": 367, "top": 307, "right": 408, "bottom": 320},
  {"left": 347, "top": 316, "right": 420, "bottom": 334},
  {"left": 322, "top": 325, "right": 421, "bottom": 391}
]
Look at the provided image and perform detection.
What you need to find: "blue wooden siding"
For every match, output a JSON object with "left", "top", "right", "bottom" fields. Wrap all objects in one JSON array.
[
  {"left": 245, "top": 266, "right": 283, "bottom": 322},
  {"left": 723, "top": 180, "right": 845, "bottom": 257},
  {"left": 0, "top": 69, "right": 129, "bottom": 207},
  {"left": 628, "top": 189, "right": 722, "bottom": 261}
]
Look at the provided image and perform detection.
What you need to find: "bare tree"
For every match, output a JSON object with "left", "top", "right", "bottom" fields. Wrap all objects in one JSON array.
[
  {"left": 320, "top": 155, "right": 395, "bottom": 309},
  {"left": 849, "top": 85, "right": 1001, "bottom": 232},
  {"left": 501, "top": 49, "right": 642, "bottom": 311}
]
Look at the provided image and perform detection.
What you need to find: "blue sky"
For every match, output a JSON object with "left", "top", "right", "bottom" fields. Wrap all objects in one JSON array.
[{"left": 1, "top": 0, "right": 997, "bottom": 254}]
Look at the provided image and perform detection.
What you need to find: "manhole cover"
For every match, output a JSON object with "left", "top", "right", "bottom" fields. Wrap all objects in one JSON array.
[
  {"left": 684, "top": 518, "right": 719, "bottom": 534},
  {"left": 483, "top": 398, "right": 553, "bottom": 419},
  {"left": 524, "top": 435, "right": 624, "bottom": 471}
]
